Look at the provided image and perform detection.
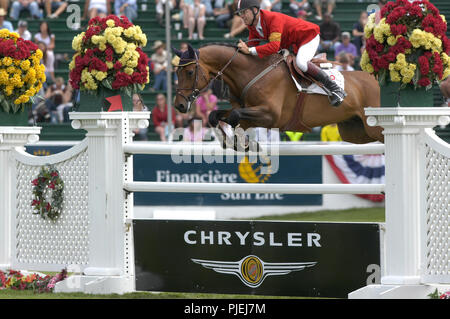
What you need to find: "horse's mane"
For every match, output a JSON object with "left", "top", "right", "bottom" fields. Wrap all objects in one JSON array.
[{"left": 200, "top": 42, "right": 238, "bottom": 50}]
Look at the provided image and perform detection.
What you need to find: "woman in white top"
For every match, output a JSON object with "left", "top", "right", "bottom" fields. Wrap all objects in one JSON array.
[
  {"left": 187, "top": 0, "right": 206, "bottom": 40},
  {"left": 34, "top": 21, "right": 55, "bottom": 52},
  {"left": 83, "top": 0, "right": 110, "bottom": 19},
  {"left": 37, "top": 41, "right": 56, "bottom": 85}
]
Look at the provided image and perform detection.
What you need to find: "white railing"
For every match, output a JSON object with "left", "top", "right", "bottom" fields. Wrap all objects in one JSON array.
[{"left": 123, "top": 141, "right": 385, "bottom": 156}]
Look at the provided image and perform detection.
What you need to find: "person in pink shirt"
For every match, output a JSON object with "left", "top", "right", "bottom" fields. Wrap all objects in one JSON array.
[{"left": 195, "top": 88, "right": 218, "bottom": 127}]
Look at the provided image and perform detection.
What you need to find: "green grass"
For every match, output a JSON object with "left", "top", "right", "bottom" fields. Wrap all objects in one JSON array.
[
  {"left": 0, "top": 207, "right": 384, "bottom": 299},
  {"left": 252, "top": 207, "right": 385, "bottom": 223},
  {"left": 0, "top": 290, "right": 306, "bottom": 299}
]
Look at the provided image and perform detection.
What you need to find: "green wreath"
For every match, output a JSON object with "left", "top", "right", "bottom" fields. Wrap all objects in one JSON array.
[{"left": 31, "top": 165, "right": 64, "bottom": 221}]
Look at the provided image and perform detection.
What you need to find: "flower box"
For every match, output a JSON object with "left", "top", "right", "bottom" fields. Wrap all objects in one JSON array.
[
  {"left": 76, "top": 88, "right": 133, "bottom": 112},
  {"left": 380, "top": 81, "right": 434, "bottom": 107},
  {"left": 0, "top": 103, "right": 29, "bottom": 126}
]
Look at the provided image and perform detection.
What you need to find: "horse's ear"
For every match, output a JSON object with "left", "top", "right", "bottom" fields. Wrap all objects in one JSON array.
[
  {"left": 187, "top": 43, "right": 197, "bottom": 60},
  {"left": 172, "top": 47, "right": 182, "bottom": 57}
]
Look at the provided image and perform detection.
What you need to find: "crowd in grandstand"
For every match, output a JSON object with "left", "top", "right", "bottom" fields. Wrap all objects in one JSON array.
[{"left": 0, "top": 0, "right": 448, "bottom": 141}]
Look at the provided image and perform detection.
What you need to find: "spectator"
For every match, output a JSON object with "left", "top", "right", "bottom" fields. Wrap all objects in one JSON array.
[
  {"left": 34, "top": 21, "right": 55, "bottom": 51},
  {"left": 224, "top": 0, "right": 270, "bottom": 38},
  {"left": 150, "top": 40, "right": 168, "bottom": 91},
  {"left": 151, "top": 93, "right": 176, "bottom": 142},
  {"left": 268, "top": 0, "right": 280, "bottom": 13},
  {"left": 335, "top": 32, "right": 358, "bottom": 63},
  {"left": 45, "top": 0, "right": 68, "bottom": 19},
  {"left": 132, "top": 93, "right": 149, "bottom": 140},
  {"left": 10, "top": 0, "right": 42, "bottom": 20},
  {"left": 213, "top": 0, "right": 234, "bottom": 29},
  {"left": 114, "top": 0, "right": 137, "bottom": 22},
  {"left": 0, "top": 8, "right": 13, "bottom": 31},
  {"left": 83, "top": 0, "right": 110, "bottom": 20},
  {"left": 320, "top": 123, "right": 341, "bottom": 142},
  {"left": 297, "top": 9, "right": 308, "bottom": 20},
  {"left": 289, "top": 0, "right": 310, "bottom": 18},
  {"left": 0, "top": 0, "right": 9, "bottom": 12},
  {"left": 172, "top": 41, "right": 188, "bottom": 85},
  {"left": 37, "top": 41, "right": 56, "bottom": 85},
  {"left": 440, "top": 77, "right": 450, "bottom": 107},
  {"left": 156, "top": 0, "right": 176, "bottom": 26},
  {"left": 352, "top": 11, "right": 368, "bottom": 57},
  {"left": 183, "top": 117, "right": 207, "bottom": 141},
  {"left": 57, "top": 82, "right": 74, "bottom": 122},
  {"left": 44, "top": 76, "right": 66, "bottom": 123},
  {"left": 317, "top": 13, "right": 340, "bottom": 54},
  {"left": 187, "top": 0, "right": 206, "bottom": 40},
  {"left": 313, "top": 0, "right": 335, "bottom": 21},
  {"left": 195, "top": 88, "right": 217, "bottom": 126},
  {"left": 202, "top": 0, "right": 213, "bottom": 17},
  {"left": 335, "top": 52, "right": 354, "bottom": 72},
  {"left": 178, "top": 0, "right": 191, "bottom": 29},
  {"left": 15, "top": 20, "right": 31, "bottom": 40}
]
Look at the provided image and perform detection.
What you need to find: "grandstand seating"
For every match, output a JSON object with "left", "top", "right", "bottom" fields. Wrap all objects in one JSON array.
[{"left": 11, "top": 0, "right": 450, "bottom": 141}]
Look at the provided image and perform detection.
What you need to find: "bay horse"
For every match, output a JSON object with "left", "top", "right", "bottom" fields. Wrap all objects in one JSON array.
[{"left": 173, "top": 43, "right": 384, "bottom": 148}]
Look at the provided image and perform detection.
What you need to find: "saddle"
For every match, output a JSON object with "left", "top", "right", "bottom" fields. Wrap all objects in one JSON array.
[{"left": 281, "top": 51, "right": 341, "bottom": 132}]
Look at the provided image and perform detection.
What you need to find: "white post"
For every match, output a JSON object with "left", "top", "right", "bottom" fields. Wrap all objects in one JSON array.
[
  {"left": 349, "top": 107, "right": 450, "bottom": 299},
  {"left": 54, "top": 111, "right": 149, "bottom": 294},
  {"left": 0, "top": 127, "right": 41, "bottom": 271}
]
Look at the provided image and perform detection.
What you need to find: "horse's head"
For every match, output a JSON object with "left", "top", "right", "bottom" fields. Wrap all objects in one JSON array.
[{"left": 173, "top": 44, "right": 210, "bottom": 113}]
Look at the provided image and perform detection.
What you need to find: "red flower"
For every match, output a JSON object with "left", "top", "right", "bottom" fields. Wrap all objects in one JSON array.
[
  {"left": 418, "top": 77, "right": 431, "bottom": 87},
  {"left": 46, "top": 202, "right": 51, "bottom": 211},
  {"left": 32, "top": 179, "right": 39, "bottom": 186},
  {"left": 48, "top": 183, "right": 55, "bottom": 189},
  {"left": 418, "top": 56, "right": 429, "bottom": 75}
]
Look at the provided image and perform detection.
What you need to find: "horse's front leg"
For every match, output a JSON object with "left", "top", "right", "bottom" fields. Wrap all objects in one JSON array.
[{"left": 216, "top": 106, "right": 277, "bottom": 151}]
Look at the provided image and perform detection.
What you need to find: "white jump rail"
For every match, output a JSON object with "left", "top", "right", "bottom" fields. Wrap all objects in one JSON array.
[
  {"left": 123, "top": 141, "right": 385, "bottom": 156},
  {"left": 124, "top": 182, "right": 385, "bottom": 194}
]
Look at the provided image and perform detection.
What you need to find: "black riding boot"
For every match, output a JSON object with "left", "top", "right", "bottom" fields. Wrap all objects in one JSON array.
[{"left": 306, "top": 62, "right": 347, "bottom": 107}]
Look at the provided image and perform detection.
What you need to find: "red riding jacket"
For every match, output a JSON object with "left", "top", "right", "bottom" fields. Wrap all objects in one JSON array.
[{"left": 248, "top": 10, "right": 320, "bottom": 58}]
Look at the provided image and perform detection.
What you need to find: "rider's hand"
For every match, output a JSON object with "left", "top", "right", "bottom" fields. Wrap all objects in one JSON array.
[{"left": 238, "top": 40, "right": 250, "bottom": 54}]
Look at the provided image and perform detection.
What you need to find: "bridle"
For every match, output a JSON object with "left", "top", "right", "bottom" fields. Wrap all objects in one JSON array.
[{"left": 175, "top": 46, "right": 241, "bottom": 111}]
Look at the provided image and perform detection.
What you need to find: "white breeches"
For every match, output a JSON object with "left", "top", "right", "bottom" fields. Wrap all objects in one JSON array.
[{"left": 296, "top": 34, "right": 320, "bottom": 72}]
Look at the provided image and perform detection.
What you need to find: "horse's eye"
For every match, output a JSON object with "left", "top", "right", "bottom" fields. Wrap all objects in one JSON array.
[{"left": 187, "top": 70, "right": 194, "bottom": 77}]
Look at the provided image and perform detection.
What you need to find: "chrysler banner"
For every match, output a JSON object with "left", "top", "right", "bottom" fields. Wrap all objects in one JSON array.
[{"left": 134, "top": 220, "right": 381, "bottom": 298}]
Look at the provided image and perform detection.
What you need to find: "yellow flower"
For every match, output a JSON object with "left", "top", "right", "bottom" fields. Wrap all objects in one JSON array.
[
  {"left": 124, "top": 67, "right": 134, "bottom": 75},
  {"left": 106, "top": 61, "right": 114, "bottom": 69},
  {"left": 106, "top": 19, "right": 115, "bottom": 27},
  {"left": 5, "top": 85, "right": 14, "bottom": 96},
  {"left": 0, "top": 69, "right": 8, "bottom": 85},
  {"left": 2, "top": 57, "right": 12, "bottom": 66},
  {"left": 69, "top": 59, "right": 76, "bottom": 70},
  {"left": 390, "top": 70, "right": 401, "bottom": 82},
  {"left": 35, "top": 49, "right": 43, "bottom": 60},
  {"left": 95, "top": 71, "right": 107, "bottom": 81},
  {"left": 20, "top": 60, "right": 31, "bottom": 71}
]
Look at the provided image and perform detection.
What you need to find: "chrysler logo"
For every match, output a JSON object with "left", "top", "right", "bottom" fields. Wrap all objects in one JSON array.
[{"left": 192, "top": 255, "right": 317, "bottom": 288}]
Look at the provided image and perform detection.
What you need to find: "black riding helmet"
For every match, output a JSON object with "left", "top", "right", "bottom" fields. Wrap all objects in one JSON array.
[
  {"left": 235, "top": 0, "right": 260, "bottom": 16},
  {"left": 235, "top": 0, "right": 260, "bottom": 26}
]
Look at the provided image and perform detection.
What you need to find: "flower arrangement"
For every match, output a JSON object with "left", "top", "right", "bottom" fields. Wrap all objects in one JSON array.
[
  {"left": 360, "top": 0, "right": 450, "bottom": 89},
  {"left": 31, "top": 165, "right": 64, "bottom": 221},
  {"left": 0, "top": 269, "right": 67, "bottom": 293},
  {"left": 0, "top": 29, "right": 46, "bottom": 113},
  {"left": 429, "top": 288, "right": 450, "bottom": 299},
  {"left": 69, "top": 15, "right": 150, "bottom": 96}
]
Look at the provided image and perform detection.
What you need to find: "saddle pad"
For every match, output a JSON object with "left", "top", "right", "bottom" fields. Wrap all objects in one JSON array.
[{"left": 291, "top": 68, "right": 345, "bottom": 96}]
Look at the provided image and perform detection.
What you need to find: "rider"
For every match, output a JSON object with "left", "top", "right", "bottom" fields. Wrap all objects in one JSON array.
[{"left": 235, "top": 0, "right": 347, "bottom": 106}]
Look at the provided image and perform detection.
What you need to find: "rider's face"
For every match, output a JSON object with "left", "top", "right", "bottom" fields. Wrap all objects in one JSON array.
[{"left": 238, "top": 8, "right": 257, "bottom": 26}]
